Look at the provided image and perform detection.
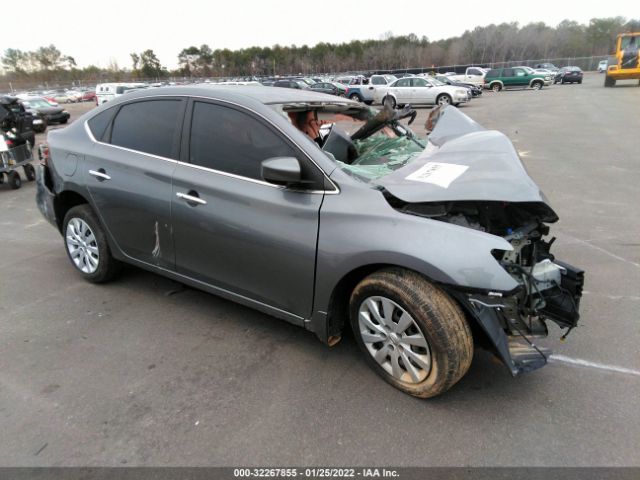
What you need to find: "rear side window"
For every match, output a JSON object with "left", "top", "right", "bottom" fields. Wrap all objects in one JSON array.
[
  {"left": 87, "top": 108, "right": 115, "bottom": 141},
  {"left": 110, "top": 100, "right": 182, "bottom": 159},
  {"left": 189, "top": 102, "right": 297, "bottom": 181}
]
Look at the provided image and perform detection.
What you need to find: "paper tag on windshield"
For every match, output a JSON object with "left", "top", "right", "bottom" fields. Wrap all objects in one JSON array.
[{"left": 405, "top": 162, "right": 468, "bottom": 188}]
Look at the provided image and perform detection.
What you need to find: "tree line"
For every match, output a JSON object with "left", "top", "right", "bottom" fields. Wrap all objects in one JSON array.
[{"left": 2, "top": 17, "right": 639, "bottom": 86}]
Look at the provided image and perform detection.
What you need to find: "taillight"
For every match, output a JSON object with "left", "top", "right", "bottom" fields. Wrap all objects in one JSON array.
[
  {"left": 38, "top": 144, "right": 50, "bottom": 166},
  {"left": 5, "top": 139, "right": 14, "bottom": 147}
]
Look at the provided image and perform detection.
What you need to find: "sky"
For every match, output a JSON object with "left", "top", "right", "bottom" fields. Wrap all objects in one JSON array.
[{"left": 3, "top": 0, "right": 636, "bottom": 69}]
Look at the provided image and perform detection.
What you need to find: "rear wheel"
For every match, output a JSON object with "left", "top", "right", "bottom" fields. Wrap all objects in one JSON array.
[
  {"left": 491, "top": 83, "right": 501, "bottom": 92},
  {"left": 382, "top": 95, "right": 396, "bottom": 109},
  {"left": 350, "top": 268, "right": 473, "bottom": 398},
  {"left": 8, "top": 171, "right": 21, "bottom": 189},
  {"left": 63, "top": 205, "right": 120, "bottom": 283},
  {"left": 23, "top": 164, "right": 36, "bottom": 181},
  {"left": 604, "top": 76, "right": 616, "bottom": 87},
  {"left": 349, "top": 93, "right": 361, "bottom": 102}
]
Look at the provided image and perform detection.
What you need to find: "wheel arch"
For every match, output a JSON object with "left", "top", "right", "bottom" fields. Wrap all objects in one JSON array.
[
  {"left": 54, "top": 189, "right": 90, "bottom": 233},
  {"left": 322, "top": 262, "right": 450, "bottom": 344}
]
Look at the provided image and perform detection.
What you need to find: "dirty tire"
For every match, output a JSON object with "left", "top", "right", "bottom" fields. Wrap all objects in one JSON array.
[
  {"left": 532, "top": 80, "right": 543, "bottom": 90},
  {"left": 63, "top": 204, "right": 120, "bottom": 283},
  {"left": 491, "top": 83, "right": 501, "bottom": 92},
  {"left": 383, "top": 96, "right": 396, "bottom": 109},
  {"left": 8, "top": 171, "right": 21, "bottom": 189},
  {"left": 350, "top": 268, "right": 473, "bottom": 398}
]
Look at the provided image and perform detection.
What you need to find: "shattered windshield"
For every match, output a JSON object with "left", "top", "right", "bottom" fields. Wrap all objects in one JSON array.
[{"left": 271, "top": 102, "right": 428, "bottom": 183}]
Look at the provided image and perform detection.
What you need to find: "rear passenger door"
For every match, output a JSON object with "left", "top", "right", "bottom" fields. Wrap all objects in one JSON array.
[
  {"left": 170, "top": 99, "right": 327, "bottom": 319},
  {"left": 393, "top": 78, "right": 412, "bottom": 103},
  {"left": 501, "top": 68, "right": 516, "bottom": 87},
  {"left": 84, "top": 98, "right": 186, "bottom": 268}
]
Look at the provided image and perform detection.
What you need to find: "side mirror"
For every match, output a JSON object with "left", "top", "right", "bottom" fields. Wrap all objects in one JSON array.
[{"left": 261, "top": 157, "right": 302, "bottom": 186}]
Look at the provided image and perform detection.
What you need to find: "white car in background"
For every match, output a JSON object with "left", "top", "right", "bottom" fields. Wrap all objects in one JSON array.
[
  {"left": 374, "top": 76, "right": 469, "bottom": 108},
  {"left": 445, "top": 67, "right": 487, "bottom": 86}
]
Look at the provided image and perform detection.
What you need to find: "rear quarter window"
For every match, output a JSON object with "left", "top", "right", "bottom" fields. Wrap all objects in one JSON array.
[{"left": 87, "top": 108, "right": 115, "bottom": 141}]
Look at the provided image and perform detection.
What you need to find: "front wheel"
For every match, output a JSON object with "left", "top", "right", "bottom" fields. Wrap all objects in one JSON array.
[
  {"left": 436, "top": 94, "right": 452, "bottom": 106},
  {"left": 531, "top": 81, "right": 543, "bottom": 90},
  {"left": 63, "top": 205, "right": 120, "bottom": 283},
  {"left": 350, "top": 268, "right": 473, "bottom": 398}
]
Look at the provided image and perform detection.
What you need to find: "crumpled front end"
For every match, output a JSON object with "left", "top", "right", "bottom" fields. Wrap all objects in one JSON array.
[
  {"left": 392, "top": 198, "right": 585, "bottom": 376},
  {"left": 377, "top": 107, "right": 586, "bottom": 375}
]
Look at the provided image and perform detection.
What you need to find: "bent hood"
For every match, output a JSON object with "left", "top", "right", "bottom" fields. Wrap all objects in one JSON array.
[{"left": 377, "top": 107, "right": 551, "bottom": 205}]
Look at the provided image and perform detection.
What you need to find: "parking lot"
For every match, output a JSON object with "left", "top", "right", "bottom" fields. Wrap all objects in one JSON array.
[{"left": 1, "top": 73, "right": 639, "bottom": 467}]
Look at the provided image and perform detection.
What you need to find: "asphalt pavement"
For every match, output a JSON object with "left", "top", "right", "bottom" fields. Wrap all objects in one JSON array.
[{"left": 1, "top": 74, "right": 639, "bottom": 466}]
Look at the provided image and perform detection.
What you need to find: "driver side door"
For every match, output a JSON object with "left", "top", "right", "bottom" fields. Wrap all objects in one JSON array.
[{"left": 171, "top": 99, "right": 327, "bottom": 320}]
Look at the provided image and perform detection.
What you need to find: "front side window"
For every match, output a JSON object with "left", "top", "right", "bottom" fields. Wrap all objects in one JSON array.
[
  {"left": 514, "top": 69, "right": 526, "bottom": 77},
  {"left": 110, "top": 100, "right": 182, "bottom": 159},
  {"left": 189, "top": 102, "right": 297, "bottom": 181},
  {"left": 412, "top": 78, "right": 428, "bottom": 87}
]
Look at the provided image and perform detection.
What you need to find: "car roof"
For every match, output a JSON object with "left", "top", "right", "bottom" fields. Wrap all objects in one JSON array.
[{"left": 120, "top": 85, "right": 360, "bottom": 106}]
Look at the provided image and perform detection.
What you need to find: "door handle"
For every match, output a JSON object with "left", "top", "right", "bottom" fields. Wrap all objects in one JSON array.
[
  {"left": 176, "top": 191, "right": 207, "bottom": 206},
  {"left": 89, "top": 169, "right": 111, "bottom": 181}
]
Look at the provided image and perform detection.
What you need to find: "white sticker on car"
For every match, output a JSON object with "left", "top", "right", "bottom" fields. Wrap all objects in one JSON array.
[{"left": 405, "top": 162, "right": 469, "bottom": 188}]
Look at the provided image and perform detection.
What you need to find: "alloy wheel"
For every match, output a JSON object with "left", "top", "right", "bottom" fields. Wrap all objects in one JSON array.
[
  {"left": 66, "top": 218, "right": 99, "bottom": 274},
  {"left": 358, "top": 296, "right": 432, "bottom": 384}
]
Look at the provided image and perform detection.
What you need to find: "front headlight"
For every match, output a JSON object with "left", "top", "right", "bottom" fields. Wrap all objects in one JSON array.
[
  {"left": 456, "top": 89, "right": 467, "bottom": 95},
  {"left": 62, "top": 110, "right": 68, "bottom": 114}
]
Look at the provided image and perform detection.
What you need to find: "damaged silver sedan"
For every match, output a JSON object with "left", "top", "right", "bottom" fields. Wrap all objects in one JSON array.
[{"left": 36, "top": 86, "right": 584, "bottom": 397}]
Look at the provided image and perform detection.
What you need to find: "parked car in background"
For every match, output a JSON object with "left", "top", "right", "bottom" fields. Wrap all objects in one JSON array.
[
  {"left": 81, "top": 90, "right": 97, "bottom": 102},
  {"left": 374, "top": 76, "right": 469, "bottom": 107},
  {"left": 35, "top": 86, "right": 584, "bottom": 398},
  {"left": 345, "top": 74, "right": 397, "bottom": 104},
  {"left": 333, "top": 75, "right": 355, "bottom": 85},
  {"left": 598, "top": 60, "right": 608, "bottom": 73},
  {"left": 19, "top": 97, "right": 70, "bottom": 126},
  {"left": 555, "top": 66, "right": 583, "bottom": 84},
  {"left": 65, "top": 90, "right": 84, "bottom": 102},
  {"left": 50, "top": 92, "right": 73, "bottom": 104},
  {"left": 446, "top": 67, "right": 487, "bottom": 87},
  {"left": 434, "top": 75, "right": 483, "bottom": 97},
  {"left": 484, "top": 67, "right": 551, "bottom": 91},
  {"left": 309, "top": 81, "right": 347, "bottom": 96},
  {"left": 96, "top": 83, "right": 147, "bottom": 105},
  {"left": 273, "top": 79, "right": 309, "bottom": 89},
  {"left": 534, "top": 62, "right": 559, "bottom": 73}
]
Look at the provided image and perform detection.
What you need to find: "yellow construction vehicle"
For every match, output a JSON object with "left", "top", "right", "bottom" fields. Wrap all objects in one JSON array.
[{"left": 605, "top": 32, "right": 640, "bottom": 87}]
